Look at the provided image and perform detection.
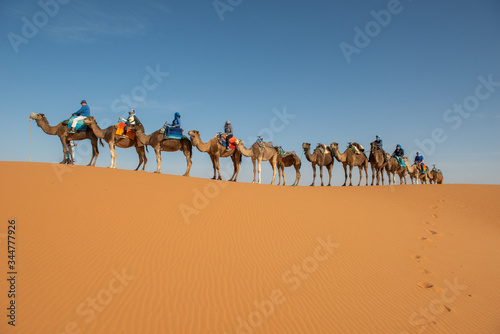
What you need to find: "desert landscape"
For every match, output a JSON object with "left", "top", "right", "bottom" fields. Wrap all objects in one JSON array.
[{"left": 1, "top": 161, "right": 499, "bottom": 334}]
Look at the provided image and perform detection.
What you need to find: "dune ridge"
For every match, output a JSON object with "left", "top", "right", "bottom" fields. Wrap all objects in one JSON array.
[{"left": 0, "top": 161, "right": 499, "bottom": 334}]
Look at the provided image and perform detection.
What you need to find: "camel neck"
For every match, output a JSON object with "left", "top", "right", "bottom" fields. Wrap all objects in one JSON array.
[
  {"left": 193, "top": 136, "right": 211, "bottom": 153},
  {"left": 88, "top": 122, "right": 106, "bottom": 139},
  {"left": 37, "top": 118, "right": 59, "bottom": 135},
  {"left": 237, "top": 143, "right": 253, "bottom": 157},
  {"left": 304, "top": 148, "right": 316, "bottom": 163}
]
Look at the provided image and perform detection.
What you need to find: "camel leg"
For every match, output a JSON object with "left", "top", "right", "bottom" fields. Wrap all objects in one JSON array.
[
  {"left": 108, "top": 143, "right": 116, "bottom": 169},
  {"left": 258, "top": 158, "right": 262, "bottom": 184},
  {"left": 183, "top": 146, "right": 192, "bottom": 177},
  {"left": 252, "top": 158, "right": 257, "bottom": 184},
  {"left": 142, "top": 146, "right": 147, "bottom": 171},
  {"left": 90, "top": 139, "right": 99, "bottom": 166},
  {"left": 282, "top": 166, "right": 286, "bottom": 186},
  {"left": 370, "top": 166, "right": 375, "bottom": 186},
  {"left": 348, "top": 165, "right": 354, "bottom": 186},
  {"left": 327, "top": 164, "right": 333, "bottom": 186},
  {"left": 60, "top": 138, "right": 70, "bottom": 164},
  {"left": 215, "top": 157, "right": 222, "bottom": 180},
  {"left": 364, "top": 164, "right": 368, "bottom": 186},
  {"left": 134, "top": 146, "right": 146, "bottom": 171},
  {"left": 310, "top": 164, "right": 316, "bottom": 186},
  {"left": 210, "top": 156, "right": 217, "bottom": 179},
  {"left": 319, "top": 166, "right": 324, "bottom": 186},
  {"left": 229, "top": 156, "right": 236, "bottom": 181},
  {"left": 270, "top": 159, "right": 277, "bottom": 185},
  {"left": 357, "top": 165, "right": 362, "bottom": 186},
  {"left": 342, "top": 164, "right": 347, "bottom": 186},
  {"left": 154, "top": 146, "right": 162, "bottom": 173},
  {"left": 294, "top": 164, "right": 301, "bottom": 186}
]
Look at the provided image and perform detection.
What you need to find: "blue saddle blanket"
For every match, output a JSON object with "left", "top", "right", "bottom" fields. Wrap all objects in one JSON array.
[
  {"left": 164, "top": 127, "right": 183, "bottom": 140},
  {"left": 67, "top": 116, "right": 87, "bottom": 131},
  {"left": 395, "top": 156, "right": 406, "bottom": 167}
]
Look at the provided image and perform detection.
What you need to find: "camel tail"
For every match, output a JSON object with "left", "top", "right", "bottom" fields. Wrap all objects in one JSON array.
[
  {"left": 146, "top": 145, "right": 149, "bottom": 153},
  {"left": 99, "top": 138, "right": 104, "bottom": 147}
]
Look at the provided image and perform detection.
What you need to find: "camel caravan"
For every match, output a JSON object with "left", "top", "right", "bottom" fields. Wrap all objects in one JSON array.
[{"left": 28, "top": 103, "right": 444, "bottom": 186}]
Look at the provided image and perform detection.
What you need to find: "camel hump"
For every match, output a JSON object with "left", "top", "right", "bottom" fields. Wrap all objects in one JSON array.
[
  {"left": 256, "top": 137, "right": 273, "bottom": 149},
  {"left": 351, "top": 142, "right": 364, "bottom": 152}
]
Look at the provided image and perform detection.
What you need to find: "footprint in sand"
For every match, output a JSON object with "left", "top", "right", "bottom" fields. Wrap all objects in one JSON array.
[
  {"left": 431, "top": 205, "right": 439, "bottom": 209},
  {"left": 417, "top": 236, "right": 432, "bottom": 242},
  {"left": 439, "top": 199, "right": 445, "bottom": 203},
  {"left": 419, "top": 268, "right": 431, "bottom": 274},
  {"left": 417, "top": 282, "right": 433, "bottom": 289},
  {"left": 432, "top": 213, "right": 438, "bottom": 219},
  {"left": 412, "top": 254, "right": 422, "bottom": 262},
  {"left": 426, "top": 229, "right": 438, "bottom": 235},
  {"left": 423, "top": 221, "right": 430, "bottom": 225}
]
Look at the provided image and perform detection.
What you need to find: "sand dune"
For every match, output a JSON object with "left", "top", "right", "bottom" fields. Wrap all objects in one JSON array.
[{"left": 0, "top": 161, "right": 499, "bottom": 334}]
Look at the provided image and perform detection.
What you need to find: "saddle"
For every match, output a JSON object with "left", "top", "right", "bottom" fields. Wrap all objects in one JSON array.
[
  {"left": 315, "top": 143, "right": 333, "bottom": 156},
  {"left": 417, "top": 163, "right": 428, "bottom": 173},
  {"left": 347, "top": 142, "right": 364, "bottom": 155},
  {"left": 256, "top": 136, "right": 273, "bottom": 150},
  {"left": 217, "top": 133, "right": 236, "bottom": 149},
  {"left": 275, "top": 146, "right": 296, "bottom": 158},
  {"left": 66, "top": 116, "right": 87, "bottom": 131},
  {"left": 432, "top": 166, "right": 442, "bottom": 174},
  {"left": 163, "top": 127, "right": 183, "bottom": 140}
]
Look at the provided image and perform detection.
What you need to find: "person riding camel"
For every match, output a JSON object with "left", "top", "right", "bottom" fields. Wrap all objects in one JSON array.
[
  {"left": 392, "top": 144, "right": 405, "bottom": 167},
  {"left": 68, "top": 100, "right": 90, "bottom": 134},
  {"left": 119, "top": 109, "right": 141, "bottom": 136},
  {"left": 414, "top": 152, "right": 426, "bottom": 172},
  {"left": 374, "top": 135, "right": 387, "bottom": 161},
  {"left": 223, "top": 120, "right": 233, "bottom": 151},
  {"left": 161, "top": 112, "right": 181, "bottom": 136}
]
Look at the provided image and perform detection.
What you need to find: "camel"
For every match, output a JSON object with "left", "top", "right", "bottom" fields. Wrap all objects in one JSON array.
[
  {"left": 404, "top": 157, "right": 428, "bottom": 184},
  {"left": 274, "top": 146, "right": 301, "bottom": 186},
  {"left": 234, "top": 138, "right": 277, "bottom": 184},
  {"left": 188, "top": 130, "right": 242, "bottom": 181},
  {"left": 29, "top": 113, "right": 101, "bottom": 166},
  {"left": 329, "top": 142, "right": 368, "bottom": 186},
  {"left": 133, "top": 126, "right": 192, "bottom": 175},
  {"left": 428, "top": 166, "right": 444, "bottom": 184},
  {"left": 368, "top": 142, "right": 386, "bottom": 186},
  {"left": 302, "top": 143, "right": 334, "bottom": 186},
  {"left": 385, "top": 153, "right": 406, "bottom": 185},
  {"left": 83, "top": 117, "right": 147, "bottom": 170}
]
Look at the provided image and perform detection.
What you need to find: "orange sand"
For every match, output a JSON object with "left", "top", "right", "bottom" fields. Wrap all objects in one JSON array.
[{"left": 0, "top": 161, "right": 499, "bottom": 334}]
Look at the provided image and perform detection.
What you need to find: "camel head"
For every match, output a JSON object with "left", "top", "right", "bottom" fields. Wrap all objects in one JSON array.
[
  {"left": 234, "top": 139, "right": 243, "bottom": 146},
  {"left": 188, "top": 130, "right": 199, "bottom": 139},
  {"left": 83, "top": 116, "right": 96, "bottom": 125},
  {"left": 302, "top": 143, "right": 311, "bottom": 152},
  {"left": 29, "top": 113, "right": 44, "bottom": 120},
  {"left": 403, "top": 156, "right": 409, "bottom": 165},
  {"left": 330, "top": 142, "right": 339, "bottom": 151}
]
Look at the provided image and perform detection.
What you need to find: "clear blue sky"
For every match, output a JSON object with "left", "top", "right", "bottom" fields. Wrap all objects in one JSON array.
[{"left": 1, "top": 0, "right": 499, "bottom": 185}]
